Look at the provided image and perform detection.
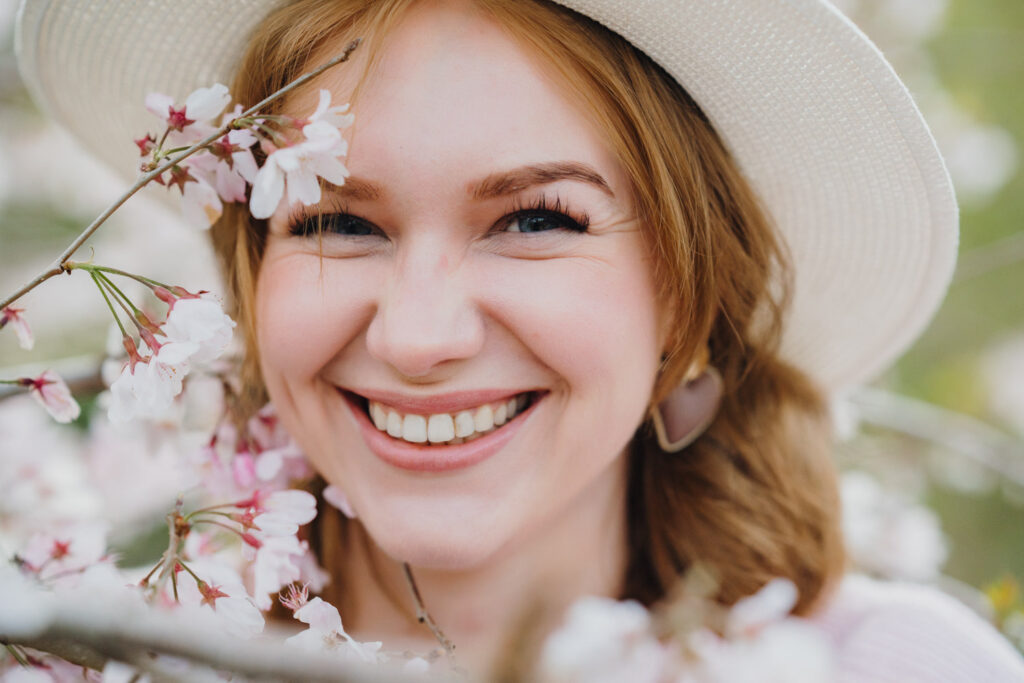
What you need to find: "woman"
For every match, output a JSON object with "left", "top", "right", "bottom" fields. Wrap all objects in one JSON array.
[{"left": 16, "top": 0, "right": 1024, "bottom": 678}]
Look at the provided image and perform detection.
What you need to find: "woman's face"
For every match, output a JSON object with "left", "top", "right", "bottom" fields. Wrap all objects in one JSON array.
[{"left": 256, "top": 0, "right": 666, "bottom": 569}]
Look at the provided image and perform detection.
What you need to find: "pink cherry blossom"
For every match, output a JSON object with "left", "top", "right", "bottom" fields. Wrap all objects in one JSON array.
[
  {"left": 21, "top": 370, "right": 80, "bottom": 424},
  {"left": 19, "top": 521, "right": 110, "bottom": 584},
  {"left": 186, "top": 130, "right": 259, "bottom": 207},
  {"left": 145, "top": 84, "right": 231, "bottom": 141},
  {"left": 1, "top": 306, "right": 34, "bottom": 350}
]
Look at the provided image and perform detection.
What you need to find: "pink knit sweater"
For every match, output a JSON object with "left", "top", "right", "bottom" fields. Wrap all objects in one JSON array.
[{"left": 810, "top": 574, "right": 1024, "bottom": 681}]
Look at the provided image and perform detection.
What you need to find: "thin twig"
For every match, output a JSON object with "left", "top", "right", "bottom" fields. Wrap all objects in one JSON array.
[
  {"left": 0, "top": 39, "right": 362, "bottom": 312},
  {"left": 401, "top": 563, "right": 458, "bottom": 668}
]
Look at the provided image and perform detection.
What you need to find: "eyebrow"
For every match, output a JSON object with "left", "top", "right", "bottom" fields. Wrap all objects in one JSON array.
[
  {"left": 323, "top": 161, "right": 614, "bottom": 202},
  {"left": 470, "top": 161, "right": 614, "bottom": 199}
]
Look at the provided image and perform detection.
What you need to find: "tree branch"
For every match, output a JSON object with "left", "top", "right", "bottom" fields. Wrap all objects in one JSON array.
[
  {"left": 0, "top": 578, "right": 412, "bottom": 682},
  {"left": 401, "top": 563, "right": 458, "bottom": 669},
  {"left": 0, "top": 39, "right": 362, "bottom": 312}
]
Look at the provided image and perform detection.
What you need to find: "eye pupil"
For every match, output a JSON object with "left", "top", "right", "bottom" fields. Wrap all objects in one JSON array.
[
  {"left": 514, "top": 213, "right": 562, "bottom": 233},
  {"left": 303, "top": 214, "right": 374, "bottom": 236}
]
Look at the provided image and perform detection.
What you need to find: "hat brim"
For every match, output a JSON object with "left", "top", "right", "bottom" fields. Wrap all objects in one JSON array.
[{"left": 15, "top": 0, "right": 958, "bottom": 394}]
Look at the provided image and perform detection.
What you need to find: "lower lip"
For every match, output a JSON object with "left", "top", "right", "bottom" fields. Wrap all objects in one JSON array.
[{"left": 343, "top": 392, "right": 542, "bottom": 473}]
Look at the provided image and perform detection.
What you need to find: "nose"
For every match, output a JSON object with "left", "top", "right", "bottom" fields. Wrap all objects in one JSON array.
[{"left": 365, "top": 240, "right": 485, "bottom": 379}]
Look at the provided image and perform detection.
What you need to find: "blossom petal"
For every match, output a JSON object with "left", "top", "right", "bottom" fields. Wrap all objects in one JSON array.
[
  {"left": 185, "top": 83, "right": 231, "bottom": 122},
  {"left": 250, "top": 160, "right": 285, "bottom": 219},
  {"left": 145, "top": 92, "right": 174, "bottom": 121},
  {"left": 29, "top": 370, "right": 80, "bottom": 424},
  {"left": 1, "top": 307, "right": 34, "bottom": 350},
  {"left": 181, "top": 178, "right": 223, "bottom": 229},
  {"left": 294, "top": 597, "right": 343, "bottom": 632},
  {"left": 285, "top": 167, "right": 321, "bottom": 207},
  {"left": 323, "top": 485, "right": 357, "bottom": 519}
]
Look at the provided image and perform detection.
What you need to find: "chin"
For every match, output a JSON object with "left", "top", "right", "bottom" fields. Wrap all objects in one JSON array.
[{"left": 361, "top": 503, "right": 513, "bottom": 571}]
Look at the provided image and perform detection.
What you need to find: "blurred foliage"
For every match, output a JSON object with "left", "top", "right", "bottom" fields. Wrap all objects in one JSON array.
[
  {"left": 887, "top": 0, "right": 1024, "bottom": 594},
  {"left": 897, "top": 0, "right": 1024, "bottom": 396}
]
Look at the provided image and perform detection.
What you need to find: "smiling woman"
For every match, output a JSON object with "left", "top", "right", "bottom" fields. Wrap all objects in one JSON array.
[
  {"left": 15, "top": 0, "right": 1024, "bottom": 678},
  {"left": 207, "top": 0, "right": 846, "bottom": 668}
]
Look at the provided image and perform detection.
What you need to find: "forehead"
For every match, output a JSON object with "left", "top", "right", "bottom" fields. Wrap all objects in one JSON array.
[{"left": 283, "top": 0, "right": 626, "bottom": 199}]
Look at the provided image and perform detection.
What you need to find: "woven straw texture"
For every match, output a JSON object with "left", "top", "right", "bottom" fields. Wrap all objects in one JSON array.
[{"left": 15, "top": 0, "right": 959, "bottom": 393}]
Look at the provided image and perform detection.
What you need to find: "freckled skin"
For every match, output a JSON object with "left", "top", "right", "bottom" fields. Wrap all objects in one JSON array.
[{"left": 256, "top": 0, "right": 664, "bottom": 594}]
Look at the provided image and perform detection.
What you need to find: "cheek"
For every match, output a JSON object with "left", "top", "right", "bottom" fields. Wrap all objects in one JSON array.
[
  {"left": 254, "top": 251, "right": 377, "bottom": 383},
  {"left": 477, "top": 249, "right": 663, "bottom": 407}
]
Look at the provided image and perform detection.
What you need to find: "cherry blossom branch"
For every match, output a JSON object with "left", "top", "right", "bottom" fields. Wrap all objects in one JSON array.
[
  {"left": 0, "top": 582, "right": 411, "bottom": 683},
  {"left": 0, "top": 38, "right": 362, "bottom": 312},
  {"left": 401, "top": 563, "right": 458, "bottom": 668}
]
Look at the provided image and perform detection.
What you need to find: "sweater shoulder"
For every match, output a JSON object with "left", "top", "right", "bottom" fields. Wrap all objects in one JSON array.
[{"left": 809, "top": 574, "right": 1024, "bottom": 682}]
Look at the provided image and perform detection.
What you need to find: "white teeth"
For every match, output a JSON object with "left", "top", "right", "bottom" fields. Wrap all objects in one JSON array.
[
  {"left": 474, "top": 405, "right": 494, "bottom": 432},
  {"left": 386, "top": 410, "right": 403, "bottom": 438},
  {"left": 366, "top": 394, "right": 534, "bottom": 445},
  {"left": 454, "top": 411, "right": 475, "bottom": 438},
  {"left": 402, "top": 414, "right": 428, "bottom": 443},
  {"left": 427, "top": 414, "right": 455, "bottom": 443},
  {"left": 371, "top": 403, "right": 387, "bottom": 430}
]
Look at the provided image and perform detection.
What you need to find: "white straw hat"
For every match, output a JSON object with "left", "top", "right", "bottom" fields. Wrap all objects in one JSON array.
[{"left": 15, "top": 0, "right": 958, "bottom": 394}]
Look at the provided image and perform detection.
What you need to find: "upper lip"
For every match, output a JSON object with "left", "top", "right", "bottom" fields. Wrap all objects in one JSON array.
[{"left": 343, "top": 387, "right": 536, "bottom": 415}]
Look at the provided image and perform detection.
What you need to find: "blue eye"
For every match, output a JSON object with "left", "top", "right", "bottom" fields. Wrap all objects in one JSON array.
[
  {"left": 289, "top": 212, "right": 379, "bottom": 238},
  {"left": 503, "top": 210, "right": 588, "bottom": 234}
]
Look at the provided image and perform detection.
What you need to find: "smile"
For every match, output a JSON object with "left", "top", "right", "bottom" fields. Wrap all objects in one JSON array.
[
  {"left": 340, "top": 389, "right": 544, "bottom": 472},
  {"left": 366, "top": 392, "right": 534, "bottom": 445}
]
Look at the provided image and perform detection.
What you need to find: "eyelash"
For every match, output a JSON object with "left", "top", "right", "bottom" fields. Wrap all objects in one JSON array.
[{"left": 285, "top": 195, "right": 591, "bottom": 238}]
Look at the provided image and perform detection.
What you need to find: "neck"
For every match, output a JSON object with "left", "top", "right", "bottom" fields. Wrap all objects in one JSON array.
[{"left": 340, "top": 455, "right": 630, "bottom": 677}]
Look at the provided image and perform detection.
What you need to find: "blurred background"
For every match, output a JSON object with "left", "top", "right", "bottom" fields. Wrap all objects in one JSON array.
[{"left": 0, "top": 0, "right": 1022, "bottom": 646}]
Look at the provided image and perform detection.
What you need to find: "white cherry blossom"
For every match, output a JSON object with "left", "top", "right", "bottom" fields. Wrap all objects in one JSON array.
[
  {"left": 249, "top": 91, "right": 353, "bottom": 220},
  {"left": 287, "top": 597, "right": 383, "bottom": 663},
  {"left": 308, "top": 89, "right": 355, "bottom": 129},
  {"left": 251, "top": 489, "right": 318, "bottom": 537},
  {"left": 726, "top": 578, "right": 799, "bottom": 638},
  {"left": 107, "top": 341, "right": 195, "bottom": 423},
  {"left": 179, "top": 172, "right": 223, "bottom": 229},
  {"left": 249, "top": 533, "right": 304, "bottom": 610},
  {"left": 541, "top": 597, "right": 670, "bottom": 683},
  {"left": 161, "top": 296, "right": 236, "bottom": 364}
]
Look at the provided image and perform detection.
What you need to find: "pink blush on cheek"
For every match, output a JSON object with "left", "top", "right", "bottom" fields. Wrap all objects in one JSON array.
[{"left": 254, "top": 251, "right": 377, "bottom": 379}]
